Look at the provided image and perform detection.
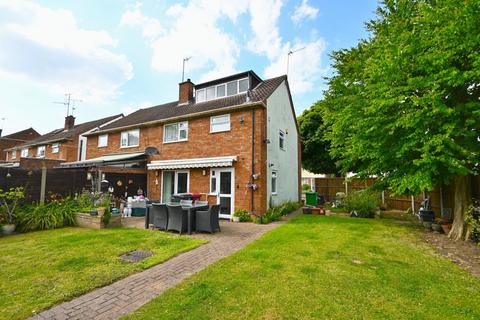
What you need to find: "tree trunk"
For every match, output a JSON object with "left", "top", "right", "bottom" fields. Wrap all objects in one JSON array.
[{"left": 448, "top": 175, "right": 471, "bottom": 241}]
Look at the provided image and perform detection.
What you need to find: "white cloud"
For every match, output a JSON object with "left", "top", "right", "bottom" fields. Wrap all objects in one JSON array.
[
  {"left": 0, "top": 0, "right": 133, "bottom": 102},
  {"left": 292, "top": 0, "right": 319, "bottom": 24},
  {"left": 120, "top": 2, "right": 163, "bottom": 39}
]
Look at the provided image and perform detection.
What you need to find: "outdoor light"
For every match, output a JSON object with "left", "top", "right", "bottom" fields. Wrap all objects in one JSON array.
[{"left": 6, "top": 172, "right": 11, "bottom": 178}]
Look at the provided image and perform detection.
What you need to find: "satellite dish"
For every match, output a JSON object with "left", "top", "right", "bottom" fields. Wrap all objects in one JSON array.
[{"left": 145, "top": 147, "right": 159, "bottom": 156}]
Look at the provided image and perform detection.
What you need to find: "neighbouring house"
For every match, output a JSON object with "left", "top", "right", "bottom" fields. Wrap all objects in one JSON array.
[
  {"left": 62, "top": 70, "right": 301, "bottom": 217},
  {"left": 4, "top": 114, "right": 123, "bottom": 169},
  {"left": 301, "top": 169, "right": 326, "bottom": 192},
  {"left": 0, "top": 128, "right": 40, "bottom": 163}
]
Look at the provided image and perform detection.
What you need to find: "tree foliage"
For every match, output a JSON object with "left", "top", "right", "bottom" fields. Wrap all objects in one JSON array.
[
  {"left": 298, "top": 101, "right": 339, "bottom": 174},
  {"left": 318, "top": 0, "right": 480, "bottom": 239}
]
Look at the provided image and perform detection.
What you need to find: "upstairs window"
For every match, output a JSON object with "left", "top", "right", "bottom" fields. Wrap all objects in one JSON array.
[
  {"left": 51, "top": 143, "right": 59, "bottom": 154},
  {"left": 279, "top": 130, "right": 285, "bottom": 150},
  {"left": 195, "top": 77, "right": 249, "bottom": 102},
  {"left": 37, "top": 146, "right": 46, "bottom": 158},
  {"left": 164, "top": 121, "right": 188, "bottom": 143},
  {"left": 210, "top": 114, "right": 230, "bottom": 133},
  {"left": 11, "top": 150, "right": 16, "bottom": 159},
  {"left": 121, "top": 129, "right": 140, "bottom": 147},
  {"left": 21, "top": 148, "right": 29, "bottom": 158},
  {"left": 98, "top": 134, "right": 108, "bottom": 147}
]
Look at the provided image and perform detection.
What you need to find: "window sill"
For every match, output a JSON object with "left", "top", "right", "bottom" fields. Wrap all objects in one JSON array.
[
  {"left": 210, "top": 129, "right": 231, "bottom": 134},
  {"left": 97, "top": 146, "right": 108, "bottom": 148},
  {"left": 120, "top": 145, "right": 139, "bottom": 149},
  {"left": 271, "top": 193, "right": 278, "bottom": 196},
  {"left": 163, "top": 139, "right": 188, "bottom": 144}
]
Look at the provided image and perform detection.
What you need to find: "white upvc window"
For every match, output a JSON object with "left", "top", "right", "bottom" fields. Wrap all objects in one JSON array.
[
  {"left": 216, "top": 84, "right": 226, "bottom": 97},
  {"left": 210, "top": 114, "right": 230, "bottom": 133},
  {"left": 195, "top": 77, "right": 249, "bottom": 103},
  {"left": 279, "top": 130, "right": 285, "bottom": 150},
  {"left": 196, "top": 89, "right": 206, "bottom": 102},
  {"left": 51, "top": 143, "right": 59, "bottom": 154},
  {"left": 11, "top": 150, "right": 16, "bottom": 160},
  {"left": 37, "top": 145, "right": 46, "bottom": 158},
  {"left": 210, "top": 170, "right": 217, "bottom": 194},
  {"left": 121, "top": 129, "right": 140, "bottom": 148},
  {"left": 98, "top": 134, "right": 108, "bottom": 147},
  {"left": 271, "top": 171, "right": 278, "bottom": 195},
  {"left": 21, "top": 148, "right": 29, "bottom": 158},
  {"left": 163, "top": 121, "right": 188, "bottom": 143}
]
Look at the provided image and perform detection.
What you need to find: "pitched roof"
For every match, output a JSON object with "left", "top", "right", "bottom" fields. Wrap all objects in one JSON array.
[
  {"left": 11, "top": 114, "right": 122, "bottom": 149},
  {"left": 0, "top": 127, "right": 40, "bottom": 141},
  {"left": 95, "top": 75, "right": 287, "bottom": 134}
]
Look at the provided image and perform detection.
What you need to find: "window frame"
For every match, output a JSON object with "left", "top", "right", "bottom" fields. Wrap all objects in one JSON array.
[
  {"left": 98, "top": 134, "right": 108, "bottom": 148},
  {"left": 37, "top": 145, "right": 46, "bottom": 158},
  {"left": 120, "top": 129, "right": 140, "bottom": 148},
  {"left": 196, "top": 77, "right": 250, "bottom": 103},
  {"left": 21, "top": 148, "right": 29, "bottom": 158},
  {"left": 196, "top": 88, "right": 206, "bottom": 102},
  {"left": 210, "top": 114, "right": 231, "bottom": 133},
  {"left": 11, "top": 150, "right": 16, "bottom": 160},
  {"left": 279, "top": 130, "right": 285, "bottom": 150},
  {"left": 210, "top": 170, "right": 217, "bottom": 194},
  {"left": 51, "top": 143, "right": 59, "bottom": 154},
  {"left": 163, "top": 121, "right": 189, "bottom": 143},
  {"left": 271, "top": 170, "right": 278, "bottom": 195}
]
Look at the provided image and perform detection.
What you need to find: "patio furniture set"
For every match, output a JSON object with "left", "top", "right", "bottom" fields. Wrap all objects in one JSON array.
[{"left": 145, "top": 199, "right": 221, "bottom": 235}]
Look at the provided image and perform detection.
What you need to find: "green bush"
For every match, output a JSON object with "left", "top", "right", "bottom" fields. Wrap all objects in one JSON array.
[
  {"left": 302, "top": 184, "right": 312, "bottom": 192},
  {"left": 254, "top": 201, "right": 302, "bottom": 224},
  {"left": 16, "top": 198, "right": 77, "bottom": 232},
  {"left": 344, "top": 191, "right": 380, "bottom": 218},
  {"left": 233, "top": 209, "right": 252, "bottom": 222}
]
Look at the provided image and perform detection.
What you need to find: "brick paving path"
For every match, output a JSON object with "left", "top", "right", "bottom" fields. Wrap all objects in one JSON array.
[{"left": 31, "top": 211, "right": 299, "bottom": 320}]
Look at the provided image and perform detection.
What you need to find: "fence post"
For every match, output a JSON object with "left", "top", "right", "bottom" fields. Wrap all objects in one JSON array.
[
  {"left": 345, "top": 177, "right": 348, "bottom": 195},
  {"left": 381, "top": 190, "right": 385, "bottom": 205},
  {"left": 40, "top": 167, "right": 47, "bottom": 204},
  {"left": 439, "top": 184, "right": 444, "bottom": 217},
  {"left": 411, "top": 195, "right": 415, "bottom": 213}
]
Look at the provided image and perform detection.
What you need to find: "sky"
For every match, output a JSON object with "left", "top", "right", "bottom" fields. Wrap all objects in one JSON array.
[{"left": 0, "top": 0, "right": 378, "bottom": 135}]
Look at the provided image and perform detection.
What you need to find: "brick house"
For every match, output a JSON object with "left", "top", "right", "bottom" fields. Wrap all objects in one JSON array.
[
  {"left": 0, "top": 127, "right": 40, "bottom": 162},
  {"left": 5, "top": 114, "right": 122, "bottom": 168},
  {"left": 65, "top": 71, "right": 301, "bottom": 217}
]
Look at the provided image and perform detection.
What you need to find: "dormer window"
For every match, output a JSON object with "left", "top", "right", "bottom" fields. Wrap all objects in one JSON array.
[{"left": 195, "top": 77, "right": 249, "bottom": 103}]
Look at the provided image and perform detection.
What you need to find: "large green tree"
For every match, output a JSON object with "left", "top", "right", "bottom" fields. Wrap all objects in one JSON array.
[
  {"left": 298, "top": 101, "right": 338, "bottom": 175},
  {"left": 320, "top": 0, "right": 480, "bottom": 240}
]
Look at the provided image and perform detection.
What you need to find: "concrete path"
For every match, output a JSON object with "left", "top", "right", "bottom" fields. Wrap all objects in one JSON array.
[{"left": 31, "top": 212, "right": 299, "bottom": 320}]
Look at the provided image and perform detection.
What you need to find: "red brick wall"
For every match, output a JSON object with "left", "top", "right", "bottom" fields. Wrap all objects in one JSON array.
[
  {"left": 88, "top": 107, "right": 269, "bottom": 214},
  {"left": 1, "top": 129, "right": 40, "bottom": 161},
  {"left": 7, "top": 139, "right": 79, "bottom": 164}
]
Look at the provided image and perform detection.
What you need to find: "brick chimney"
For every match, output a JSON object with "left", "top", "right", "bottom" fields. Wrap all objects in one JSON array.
[
  {"left": 64, "top": 115, "right": 75, "bottom": 130},
  {"left": 179, "top": 79, "right": 194, "bottom": 105}
]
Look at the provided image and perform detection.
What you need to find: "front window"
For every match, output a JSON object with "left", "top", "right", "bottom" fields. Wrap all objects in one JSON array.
[
  {"left": 37, "top": 146, "right": 46, "bottom": 158},
  {"left": 164, "top": 121, "right": 188, "bottom": 143},
  {"left": 98, "top": 134, "right": 108, "bottom": 147},
  {"left": 271, "top": 171, "right": 277, "bottom": 194},
  {"left": 279, "top": 130, "right": 285, "bottom": 150},
  {"left": 210, "top": 114, "right": 230, "bottom": 133},
  {"left": 51, "top": 143, "right": 59, "bottom": 154},
  {"left": 121, "top": 129, "right": 139, "bottom": 147},
  {"left": 21, "top": 148, "right": 29, "bottom": 158},
  {"left": 11, "top": 150, "right": 16, "bottom": 159}
]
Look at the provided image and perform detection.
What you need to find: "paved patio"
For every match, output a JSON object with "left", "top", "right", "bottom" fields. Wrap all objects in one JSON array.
[{"left": 31, "top": 212, "right": 300, "bottom": 320}]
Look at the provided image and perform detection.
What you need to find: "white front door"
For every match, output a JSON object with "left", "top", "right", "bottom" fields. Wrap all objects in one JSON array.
[{"left": 211, "top": 168, "right": 234, "bottom": 219}]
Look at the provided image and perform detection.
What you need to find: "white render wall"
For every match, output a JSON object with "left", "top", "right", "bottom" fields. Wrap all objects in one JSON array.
[{"left": 266, "top": 80, "right": 299, "bottom": 207}]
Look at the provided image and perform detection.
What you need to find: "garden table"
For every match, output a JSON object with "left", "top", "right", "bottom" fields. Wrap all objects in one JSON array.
[{"left": 182, "top": 204, "right": 209, "bottom": 235}]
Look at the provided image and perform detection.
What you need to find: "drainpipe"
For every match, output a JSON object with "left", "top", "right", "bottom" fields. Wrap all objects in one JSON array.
[{"left": 251, "top": 108, "right": 255, "bottom": 213}]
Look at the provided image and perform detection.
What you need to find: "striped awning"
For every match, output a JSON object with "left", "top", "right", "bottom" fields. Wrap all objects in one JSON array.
[{"left": 147, "top": 156, "right": 237, "bottom": 170}]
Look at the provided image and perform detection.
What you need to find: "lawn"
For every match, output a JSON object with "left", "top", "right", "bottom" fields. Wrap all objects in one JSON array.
[
  {"left": 125, "top": 215, "right": 480, "bottom": 320},
  {"left": 0, "top": 227, "right": 204, "bottom": 320}
]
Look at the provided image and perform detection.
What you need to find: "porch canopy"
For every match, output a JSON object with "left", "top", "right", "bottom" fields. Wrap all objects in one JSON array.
[
  {"left": 147, "top": 156, "right": 237, "bottom": 170},
  {"left": 60, "top": 152, "right": 146, "bottom": 168}
]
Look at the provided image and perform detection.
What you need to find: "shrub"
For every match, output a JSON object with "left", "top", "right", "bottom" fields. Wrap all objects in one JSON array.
[
  {"left": 16, "top": 198, "right": 77, "bottom": 232},
  {"left": 253, "top": 201, "right": 302, "bottom": 224},
  {"left": 233, "top": 209, "right": 252, "bottom": 222},
  {"left": 302, "top": 184, "right": 312, "bottom": 192},
  {"left": 0, "top": 187, "right": 25, "bottom": 225},
  {"left": 344, "top": 191, "right": 380, "bottom": 218}
]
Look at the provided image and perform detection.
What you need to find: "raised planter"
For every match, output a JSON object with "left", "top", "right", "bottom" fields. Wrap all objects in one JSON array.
[{"left": 74, "top": 213, "right": 122, "bottom": 229}]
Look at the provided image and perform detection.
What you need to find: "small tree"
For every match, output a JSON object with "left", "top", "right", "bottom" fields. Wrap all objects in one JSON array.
[{"left": 0, "top": 187, "right": 25, "bottom": 225}]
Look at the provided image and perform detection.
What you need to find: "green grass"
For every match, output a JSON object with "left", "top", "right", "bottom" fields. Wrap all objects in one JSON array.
[
  {"left": 0, "top": 227, "right": 205, "bottom": 320},
  {"left": 125, "top": 215, "right": 480, "bottom": 320}
]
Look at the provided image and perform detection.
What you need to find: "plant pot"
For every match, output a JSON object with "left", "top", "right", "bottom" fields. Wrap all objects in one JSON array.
[
  {"left": 97, "top": 207, "right": 106, "bottom": 217},
  {"left": 431, "top": 223, "right": 443, "bottom": 233},
  {"left": 232, "top": 216, "right": 240, "bottom": 222},
  {"left": 422, "top": 221, "right": 432, "bottom": 230},
  {"left": 441, "top": 224, "right": 452, "bottom": 234},
  {"left": 2, "top": 224, "right": 16, "bottom": 235}
]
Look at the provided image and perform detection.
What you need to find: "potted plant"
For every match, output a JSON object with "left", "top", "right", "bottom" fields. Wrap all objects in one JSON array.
[{"left": 0, "top": 187, "right": 24, "bottom": 235}]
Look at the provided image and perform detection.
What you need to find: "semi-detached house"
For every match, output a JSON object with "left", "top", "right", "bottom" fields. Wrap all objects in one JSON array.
[{"left": 64, "top": 70, "right": 301, "bottom": 218}]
